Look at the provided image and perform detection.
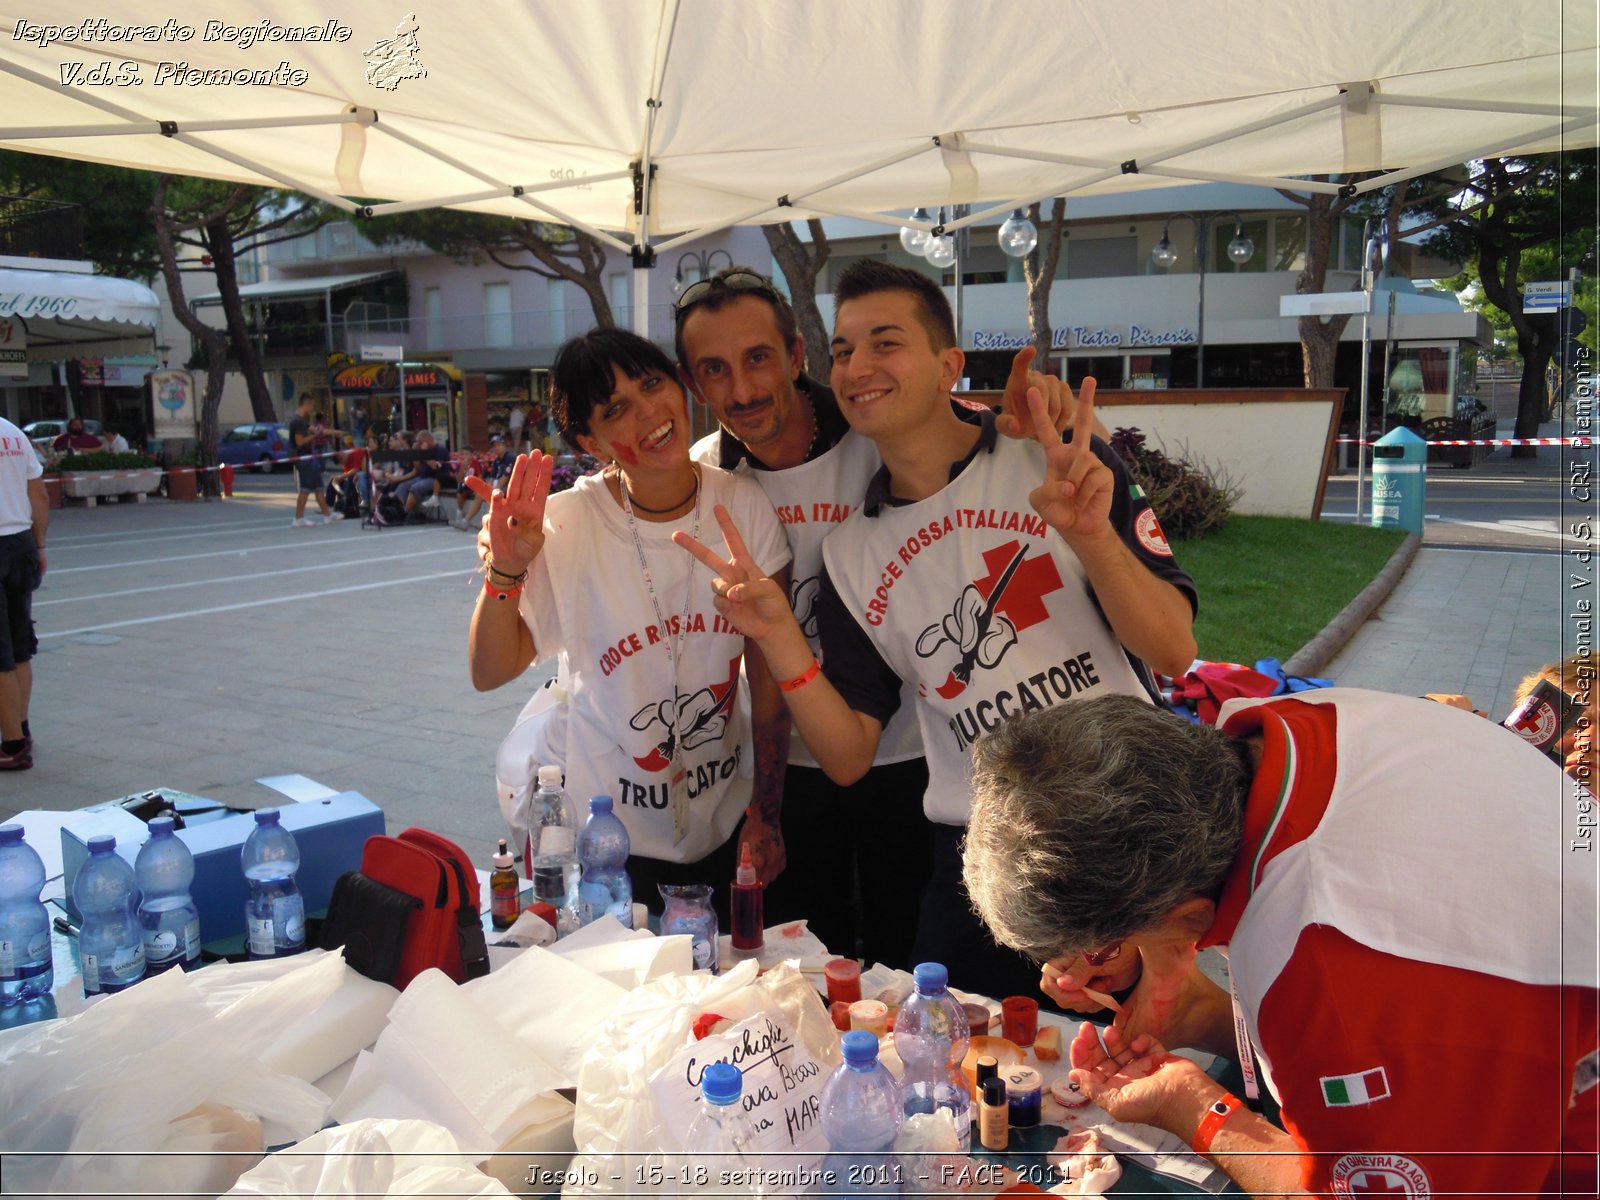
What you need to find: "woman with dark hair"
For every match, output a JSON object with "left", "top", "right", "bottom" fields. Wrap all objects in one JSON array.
[{"left": 468, "top": 328, "right": 792, "bottom": 926}]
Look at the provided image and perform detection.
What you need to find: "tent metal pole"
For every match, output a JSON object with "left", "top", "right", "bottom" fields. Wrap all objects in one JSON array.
[
  {"left": 367, "top": 172, "right": 634, "bottom": 217},
  {"left": 1348, "top": 118, "right": 1590, "bottom": 194},
  {"left": 0, "top": 112, "right": 370, "bottom": 140},
  {"left": 958, "top": 141, "right": 1347, "bottom": 195},
  {"left": 1374, "top": 94, "right": 1582, "bottom": 118}
]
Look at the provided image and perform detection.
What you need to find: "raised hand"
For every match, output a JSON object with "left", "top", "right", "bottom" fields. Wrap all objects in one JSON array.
[
  {"left": 1026, "top": 378, "right": 1113, "bottom": 543},
  {"left": 466, "top": 452, "right": 554, "bottom": 575},
  {"left": 1040, "top": 949, "right": 1142, "bottom": 1014},
  {"left": 995, "top": 345, "right": 1078, "bottom": 439},
  {"left": 672, "top": 504, "right": 798, "bottom": 642}
]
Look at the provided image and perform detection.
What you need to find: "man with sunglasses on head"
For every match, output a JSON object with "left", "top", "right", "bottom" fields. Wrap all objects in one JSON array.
[
  {"left": 676, "top": 261, "right": 1197, "bottom": 999},
  {"left": 962, "top": 691, "right": 1597, "bottom": 1199}
]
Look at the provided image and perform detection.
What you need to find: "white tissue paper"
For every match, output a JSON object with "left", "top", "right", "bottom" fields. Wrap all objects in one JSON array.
[{"left": 226, "top": 1117, "right": 515, "bottom": 1196}]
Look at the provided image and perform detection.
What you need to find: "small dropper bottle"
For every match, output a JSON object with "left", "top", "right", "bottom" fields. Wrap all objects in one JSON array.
[
  {"left": 490, "top": 838, "right": 519, "bottom": 930},
  {"left": 729, "top": 843, "right": 764, "bottom": 951}
]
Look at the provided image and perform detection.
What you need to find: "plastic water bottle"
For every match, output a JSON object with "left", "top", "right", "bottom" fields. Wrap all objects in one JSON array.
[
  {"left": 894, "top": 962, "right": 972, "bottom": 1153},
  {"left": 529, "top": 765, "right": 581, "bottom": 933},
  {"left": 135, "top": 817, "right": 200, "bottom": 974},
  {"left": 819, "top": 1030, "right": 903, "bottom": 1195},
  {"left": 678, "top": 1061, "right": 767, "bottom": 1197},
  {"left": 74, "top": 835, "right": 144, "bottom": 996},
  {"left": 0, "top": 825, "right": 53, "bottom": 1004},
  {"left": 577, "top": 795, "right": 632, "bottom": 929},
  {"left": 241, "top": 809, "right": 306, "bottom": 959}
]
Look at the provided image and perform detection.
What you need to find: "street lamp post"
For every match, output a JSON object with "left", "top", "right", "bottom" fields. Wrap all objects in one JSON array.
[
  {"left": 1354, "top": 218, "right": 1391, "bottom": 525},
  {"left": 671, "top": 249, "right": 735, "bottom": 296},
  {"left": 1150, "top": 211, "right": 1255, "bottom": 387}
]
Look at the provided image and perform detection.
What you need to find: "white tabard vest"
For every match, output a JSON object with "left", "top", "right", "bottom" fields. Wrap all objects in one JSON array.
[
  {"left": 516, "top": 467, "right": 791, "bottom": 863},
  {"left": 694, "top": 428, "right": 923, "bottom": 769},
  {"left": 822, "top": 433, "right": 1152, "bottom": 825}
]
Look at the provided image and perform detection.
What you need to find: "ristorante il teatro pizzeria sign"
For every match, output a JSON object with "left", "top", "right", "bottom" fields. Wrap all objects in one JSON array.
[{"left": 970, "top": 326, "right": 1199, "bottom": 352}]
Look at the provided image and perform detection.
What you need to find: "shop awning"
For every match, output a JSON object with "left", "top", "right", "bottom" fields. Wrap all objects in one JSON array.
[
  {"left": 0, "top": 266, "right": 160, "bottom": 361},
  {"left": 330, "top": 360, "right": 462, "bottom": 395},
  {"left": 191, "top": 270, "right": 398, "bottom": 306}
]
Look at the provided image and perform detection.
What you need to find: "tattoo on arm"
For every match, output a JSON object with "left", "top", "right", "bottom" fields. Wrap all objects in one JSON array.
[{"left": 748, "top": 723, "right": 787, "bottom": 827}]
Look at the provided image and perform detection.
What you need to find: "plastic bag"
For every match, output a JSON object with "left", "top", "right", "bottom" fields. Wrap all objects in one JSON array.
[
  {"left": 564, "top": 959, "right": 841, "bottom": 1196},
  {"left": 0, "top": 952, "right": 351, "bottom": 1197},
  {"left": 226, "top": 1118, "right": 515, "bottom": 1197}
]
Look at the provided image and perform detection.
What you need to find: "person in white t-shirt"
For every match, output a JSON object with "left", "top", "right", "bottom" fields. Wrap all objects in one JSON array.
[
  {"left": 468, "top": 329, "right": 792, "bottom": 923},
  {"left": 0, "top": 417, "right": 46, "bottom": 771}
]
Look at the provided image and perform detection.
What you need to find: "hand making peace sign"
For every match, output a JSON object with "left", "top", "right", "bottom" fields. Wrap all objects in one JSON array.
[
  {"left": 466, "top": 451, "right": 555, "bottom": 574},
  {"left": 1026, "top": 377, "right": 1115, "bottom": 544},
  {"left": 672, "top": 505, "right": 800, "bottom": 643}
]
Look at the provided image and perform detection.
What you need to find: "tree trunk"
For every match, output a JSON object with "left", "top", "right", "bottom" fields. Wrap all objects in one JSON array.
[
  {"left": 153, "top": 177, "right": 230, "bottom": 494},
  {"left": 762, "top": 219, "right": 832, "bottom": 379},
  {"left": 206, "top": 215, "right": 276, "bottom": 423},
  {"left": 503, "top": 227, "right": 614, "bottom": 329},
  {"left": 1022, "top": 200, "right": 1067, "bottom": 364}
]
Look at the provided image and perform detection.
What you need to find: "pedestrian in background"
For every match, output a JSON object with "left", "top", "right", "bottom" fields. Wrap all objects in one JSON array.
[{"left": 0, "top": 415, "right": 46, "bottom": 771}]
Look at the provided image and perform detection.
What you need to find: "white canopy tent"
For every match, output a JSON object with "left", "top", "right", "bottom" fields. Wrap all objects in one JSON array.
[
  {"left": 1, "top": 0, "right": 1593, "bottom": 327},
  {"left": 0, "top": 266, "right": 160, "bottom": 360}
]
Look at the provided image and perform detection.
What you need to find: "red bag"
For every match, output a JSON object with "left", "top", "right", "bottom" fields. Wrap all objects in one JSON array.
[
  {"left": 1171, "top": 661, "right": 1283, "bottom": 725},
  {"left": 359, "top": 828, "right": 490, "bottom": 989}
]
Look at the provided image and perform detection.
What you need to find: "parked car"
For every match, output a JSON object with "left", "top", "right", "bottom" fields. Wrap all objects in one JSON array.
[
  {"left": 216, "top": 423, "right": 293, "bottom": 472},
  {"left": 23, "top": 418, "right": 103, "bottom": 453}
]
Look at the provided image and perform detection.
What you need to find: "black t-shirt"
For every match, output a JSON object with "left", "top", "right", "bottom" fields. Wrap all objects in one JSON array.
[{"left": 289, "top": 415, "right": 312, "bottom": 456}]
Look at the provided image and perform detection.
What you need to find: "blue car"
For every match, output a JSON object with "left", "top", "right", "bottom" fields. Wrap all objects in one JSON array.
[{"left": 216, "top": 423, "right": 293, "bottom": 472}]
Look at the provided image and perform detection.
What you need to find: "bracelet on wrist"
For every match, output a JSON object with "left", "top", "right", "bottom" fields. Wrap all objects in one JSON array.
[
  {"left": 777, "top": 657, "right": 821, "bottom": 693},
  {"left": 483, "top": 575, "right": 525, "bottom": 602},
  {"left": 1191, "top": 1091, "right": 1242, "bottom": 1155},
  {"left": 485, "top": 560, "right": 529, "bottom": 585}
]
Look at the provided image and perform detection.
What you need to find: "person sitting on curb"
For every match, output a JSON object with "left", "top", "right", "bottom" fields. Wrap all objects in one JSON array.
[
  {"left": 397, "top": 431, "right": 446, "bottom": 523},
  {"left": 453, "top": 442, "right": 495, "bottom": 531}
]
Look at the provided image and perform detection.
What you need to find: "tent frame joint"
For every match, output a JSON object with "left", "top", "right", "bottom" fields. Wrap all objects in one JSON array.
[
  {"left": 159, "top": 120, "right": 177, "bottom": 138},
  {"left": 631, "top": 244, "right": 657, "bottom": 269},
  {"left": 1121, "top": 159, "right": 1139, "bottom": 174}
]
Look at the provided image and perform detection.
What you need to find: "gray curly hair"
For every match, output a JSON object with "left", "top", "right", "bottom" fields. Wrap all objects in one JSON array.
[{"left": 962, "top": 695, "right": 1250, "bottom": 962}]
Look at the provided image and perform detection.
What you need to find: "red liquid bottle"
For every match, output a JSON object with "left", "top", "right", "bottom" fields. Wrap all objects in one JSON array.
[{"left": 730, "top": 843, "right": 764, "bottom": 951}]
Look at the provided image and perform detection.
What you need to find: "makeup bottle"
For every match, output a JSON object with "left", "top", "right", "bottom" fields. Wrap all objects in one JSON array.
[
  {"left": 730, "top": 843, "right": 764, "bottom": 951},
  {"left": 979, "top": 1076, "right": 1009, "bottom": 1151},
  {"left": 490, "top": 838, "right": 519, "bottom": 930}
]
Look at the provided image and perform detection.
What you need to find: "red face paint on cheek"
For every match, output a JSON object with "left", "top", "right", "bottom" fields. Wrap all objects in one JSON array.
[{"left": 612, "top": 445, "right": 638, "bottom": 467}]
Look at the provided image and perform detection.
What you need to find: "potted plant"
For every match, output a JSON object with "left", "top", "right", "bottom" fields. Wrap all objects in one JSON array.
[
  {"left": 162, "top": 446, "right": 200, "bottom": 501},
  {"left": 56, "top": 450, "right": 163, "bottom": 504}
]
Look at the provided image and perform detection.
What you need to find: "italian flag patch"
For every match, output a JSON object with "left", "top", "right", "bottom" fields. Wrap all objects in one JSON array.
[
  {"left": 1320, "top": 1066, "right": 1390, "bottom": 1107},
  {"left": 1129, "top": 482, "right": 1147, "bottom": 500}
]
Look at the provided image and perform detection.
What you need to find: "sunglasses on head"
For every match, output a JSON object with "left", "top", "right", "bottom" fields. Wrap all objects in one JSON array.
[{"left": 672, "top": 269, "right": 781, "bottom": 315}]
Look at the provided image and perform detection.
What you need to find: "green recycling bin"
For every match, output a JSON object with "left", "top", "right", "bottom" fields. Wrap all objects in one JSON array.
[{"left": 1369, "top": 426, "right": 1427, "bottom": 533}]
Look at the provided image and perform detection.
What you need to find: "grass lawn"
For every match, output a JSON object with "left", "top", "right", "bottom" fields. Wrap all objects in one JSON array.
[{"left": 1174, "top": 516, "right": 1406, "bottom": 666}]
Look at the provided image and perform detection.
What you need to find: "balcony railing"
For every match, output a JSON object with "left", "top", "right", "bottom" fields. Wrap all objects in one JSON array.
[{"left": 0, "top": 196, "right": 85, "bottom": 260}]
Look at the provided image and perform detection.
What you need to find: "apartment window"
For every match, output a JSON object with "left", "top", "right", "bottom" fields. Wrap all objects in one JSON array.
[
  {"left": 1065, "top": 236, "right": 1137, "bottom": 280},
  {"left": 484, "top": 282, "right": 513, "bottom": 348},
  {"left": 608, "top": 273, "right": 629, "bottom": 326},
  {"left": 1272, "top": 215, "right": 1308, "bottom": 272},
  {"left": 424, "top": 287, "right": 443, "bottom": 348},
  {"left": 548, "top": 280, "right": 566, "bottom": 344}
]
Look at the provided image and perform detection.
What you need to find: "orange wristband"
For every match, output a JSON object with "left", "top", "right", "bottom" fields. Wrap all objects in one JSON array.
[
  {"left": 484, "top": 575, "right": 524, "bottom": 602},
  {"left": 1191, "top": 1092, "right": 1242, "bottom": 1155},
  {"left": 777, "top": 657, "right": 821, "bottom": 692}
]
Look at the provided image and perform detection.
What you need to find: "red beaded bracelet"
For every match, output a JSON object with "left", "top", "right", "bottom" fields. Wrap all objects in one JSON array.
[
  {"left": 777, "top": 657, "right": 821, "bottom": 692},
  {"left": 484, "top": 575, "right": 525, "bottom": 602},
  {"left": 1191, "top": 1092, "right": 1243, "bottom": 1155}
]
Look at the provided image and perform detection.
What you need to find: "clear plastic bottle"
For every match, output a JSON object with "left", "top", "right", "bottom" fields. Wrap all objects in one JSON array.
[
  {"left": 529, "top": 765, "right": 581, "bottom": 933},
  {"left": 0, "top": 824, "right": 53, "bottom": 1004},
  {"left": 241, "top": 809, "right": 306, "bottom": 959},
  {"left": 577, "top": 795, "right": 632, "bottom": 929},
  {"left": 819, "top": 1029, "right": 903, "bottom": 1195},
  {"left": 135, "top": 817, "right": 201, "bottom": 974},
  {"left": 678, "top": 1060, "right": 767, "bottom": 1198},
  {"left": 894, "top": 961, "right": 972, "bottom": 1153},
  {"left": 74, "top": 834, "right": 145, "bottom": 996}
]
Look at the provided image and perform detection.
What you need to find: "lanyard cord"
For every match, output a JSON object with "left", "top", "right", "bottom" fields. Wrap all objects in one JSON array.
[{"left": 618, "top": 467, "right": 702, "bottom": 749}]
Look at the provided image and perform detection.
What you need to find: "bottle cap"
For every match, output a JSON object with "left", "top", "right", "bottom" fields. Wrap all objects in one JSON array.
[
  {"left": 0, "top": 824, "right": 22, "bottom": 846},
  {"left": 254, "top": 809, "right": 281, "bottom": 825},
  {"left": 736, "top": 843, "right": 757, "bottom": 886},
  {"left": 493, "top": 838, "right": 512, "bottom": 868},
  {"left": 588, "top": 795, "right": 613, "bottom": 814},
  {"left": 982, "top": 1076, "right": 1008, "bottom": 1106},
  {"left": 912, "top": 962, "right": 948, "bottom": 993},
  {"left": 974, "top": 1054, "right": 1000, "bottom": 1086},
  {"left": 148, "top": 816, "right": 175, "bottom": 837},
  {"left": 840, "top": 1029, "right": 880, "bottom": 1064},
  {"left": 87, "top": 834, "right": 116, "bottom": 853},
  {"left": 700, "top": 1060, "right": 742, "bottom": 1105},
  {"left": 537, "top": 765, "right": 563, "bottom": 787}
]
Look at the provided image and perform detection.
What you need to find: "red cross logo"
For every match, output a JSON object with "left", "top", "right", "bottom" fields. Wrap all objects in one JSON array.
[
  {"left": 1350, "top": 1173, "right": 1408, "bottom": 1195},
  {"left": 971, "top": 540, "right": 1063, "bottom": 633}
]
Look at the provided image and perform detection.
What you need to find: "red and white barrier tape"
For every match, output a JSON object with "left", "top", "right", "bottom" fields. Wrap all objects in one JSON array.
[
  {"left": 1334, "top": 436, "right": 1591, "bottom": 447},
  {"left": 48, "top": 451, "right": 341, "bottom": 482}
]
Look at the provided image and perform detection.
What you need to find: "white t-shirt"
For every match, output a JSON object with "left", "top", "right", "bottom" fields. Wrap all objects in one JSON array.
[
  {"left": 693, "top": 425, "right": 922, "bottom": 769},
  {"left": 0, "top": 418, "right": 43, "bottom": 537},
  {"left": 517, "top": 466, "right": 791, "bottom": 863}
]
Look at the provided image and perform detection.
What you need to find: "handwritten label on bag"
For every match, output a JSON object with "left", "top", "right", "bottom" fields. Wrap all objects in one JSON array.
[{"left": 648, "top": 1012, "right": 829, "bottom": 1158}]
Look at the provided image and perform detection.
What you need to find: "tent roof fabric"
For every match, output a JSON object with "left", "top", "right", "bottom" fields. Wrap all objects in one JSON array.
[
  {"left": 192, "top": 269, "right": 398, "bottom": 305},
  {"left": 0, "top": 1, "right": 1592, "bottom": 246}
]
